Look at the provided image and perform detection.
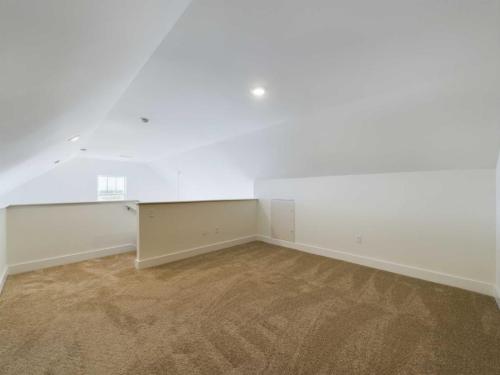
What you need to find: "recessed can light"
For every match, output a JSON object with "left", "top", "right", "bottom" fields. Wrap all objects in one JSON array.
[
  {"left": 68, "top": 135, "right": 80, "bottom": 142},
  {"left": 54, "top": 160, "right": 60, "bottom": 164},
  {"left": 80, "top": 148, "right": 87, "bottom": 152},
  {"left": 251, "top": 87, "right": 266, "bottom": 98},
  {"left": 140, "top": 117, "right": 150, "bottom": 123}
]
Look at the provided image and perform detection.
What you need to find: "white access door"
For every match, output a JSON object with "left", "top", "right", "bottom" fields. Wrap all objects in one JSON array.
[{"left": 271, "top": 199, "right": 295, "bottom": 242}]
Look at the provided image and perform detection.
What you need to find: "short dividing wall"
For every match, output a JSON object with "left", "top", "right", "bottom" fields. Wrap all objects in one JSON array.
[
  {"left": 6, "top": 201, "right": 138, "bottom": 274},
  {"left": 496, "top": 153, "right": 500, "bottom": 307},
  {"left": 0, "top": 188, "right": 497, "bottom": 302},
  {"left": 135, "top": 199, "right": 257, "bottom": 269}
]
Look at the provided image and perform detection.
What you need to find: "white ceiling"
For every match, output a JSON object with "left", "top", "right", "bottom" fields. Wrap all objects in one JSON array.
[
  {"left": 86, "top": 0, "right": 500, "bottom": 164},
  {"left": 0, "top": 0, "right": 191, "bottom": 195},
  {"left": 1, "top": 0, "right": 500, "bottom": 194},
  {"left": 151, "top": 80, "right": 500, "bottom": 183}
]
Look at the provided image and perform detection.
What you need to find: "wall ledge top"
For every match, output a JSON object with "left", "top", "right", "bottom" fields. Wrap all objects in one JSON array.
[
  {"left": 7, "top": 200, "right": 140, "bottom": 209},
  {"left": 138, "top": 199, "right": 257, "bottom": 206}
]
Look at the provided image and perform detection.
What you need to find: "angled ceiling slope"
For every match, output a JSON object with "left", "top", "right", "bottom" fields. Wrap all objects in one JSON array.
[
  {"left": 88, "top": 0, "right": 500, "bottom": 178},
  {"left": 0, "top": 0, "right": 191, "bottom": 196}
]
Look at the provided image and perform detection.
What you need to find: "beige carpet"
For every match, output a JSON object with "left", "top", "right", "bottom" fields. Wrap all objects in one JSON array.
[{"left": 1, "top": 241, "right": 499, "bottom": 374}]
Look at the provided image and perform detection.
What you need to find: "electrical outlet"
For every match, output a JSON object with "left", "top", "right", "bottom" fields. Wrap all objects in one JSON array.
[
  {"left": 355, "top": 234, "right": 362, "bottom": 244},
  {"left": 215, "top": 227, "right": 219, "bottom": 234}
]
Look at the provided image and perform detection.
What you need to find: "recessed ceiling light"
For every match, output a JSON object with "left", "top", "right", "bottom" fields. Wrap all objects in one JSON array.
[
  {"left": 251, "top": 87, "right": 266, "bottom": 98},
  {"left": 119, "top": 155, "right": 132, "bottom": 159},
  {"left": 140, "top": 117, "right": 150, "bottom": 123},
  {"left": 54, "top": 160, "right": 60, "bottom": 164},
  {"left": 68, "top": 135, "right": 80, "bottom": 142},
  {"left": 80, "top": 148, "right": 87, "bottom": 152}
]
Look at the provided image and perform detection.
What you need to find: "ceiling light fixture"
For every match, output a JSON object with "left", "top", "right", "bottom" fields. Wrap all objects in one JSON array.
[
  {"left": 251, "top": 87, "right": 266, "bottom": 98},
  {"left": 68, "top": 135, "right": 80, "bottom": 142},
  {"left": 54, "top": 160, "right": 60, "bottom": 164},
  {"left": 140, "top": 117, "right": 150, "bottom": 124}
]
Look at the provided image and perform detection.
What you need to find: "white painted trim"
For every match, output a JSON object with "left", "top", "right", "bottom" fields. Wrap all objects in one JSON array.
[
  {"left": 135, "top": 235, "right": 257, "bottom": 269},
  {"left": 257, "top": 236, "right": 495, "bottom": 297},
  {"left": 0, "top": 266, "right": 7, "bottom": 295},
  {"left": 8, "top": 244, "right": 136, "bottom": 275}
]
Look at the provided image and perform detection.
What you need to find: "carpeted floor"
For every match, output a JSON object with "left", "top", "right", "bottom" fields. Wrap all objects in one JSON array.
[{"left": 1, "top": 242, "right": 499, "bottom": 374}]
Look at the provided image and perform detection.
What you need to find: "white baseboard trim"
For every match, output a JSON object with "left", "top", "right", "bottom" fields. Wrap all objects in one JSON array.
[
  {"left": 257, "top": 235, "right": 495, "bottom": 297},
  {"left": 8, "top": 244, "right": 136, "bottom": 275},
  {"left": 0, "top": 266, "right": 7, "bottom": 295},
  {"left": 135, "top": 235, "right": 257, "bottom": 270}
]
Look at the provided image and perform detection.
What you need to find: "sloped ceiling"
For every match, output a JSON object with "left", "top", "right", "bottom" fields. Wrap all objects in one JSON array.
[
  {"left": 2, "top": 0, "right": 500, "bottom": 195},
  {"left": 87, "top": 0, "right": 500, "bottom": 178},
  {"left": 0, "top": 0, "right": 191, "bottom": 195},
  {"left": 151, "top": 82, "right": 500, "bottom": 183}
]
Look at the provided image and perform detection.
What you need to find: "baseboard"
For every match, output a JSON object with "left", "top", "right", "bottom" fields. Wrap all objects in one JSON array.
[
  {"left": 135, "top": 235, "right": 257, "bottom": 269},
  {"left": 8, "top": 244, "right": 136, "bottom": 275},
  {"left": 257, "top": 235, "right": 495, "bottom": 297},
  {"left": 0, "top": 266, "right": 7, "bottom": 295}
]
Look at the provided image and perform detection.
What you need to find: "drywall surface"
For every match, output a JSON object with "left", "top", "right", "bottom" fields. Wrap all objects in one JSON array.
[
  {"left": 6, "top": 202, "right": 137, "bottom": 271},
  {"left": 150, "top": 147, "right": 254, "bottom": 201},
  {"left": 137, "top": 200, "right": 257, "bottom": 263},
  {"left": 149, "top": 84, "right": 500, "bottom": 187},
  {"left": 496, "top": 152, "right": 500, "bottom": 300},
  {"left": 0, "top": 0, "right": 191, "bottom": 196},
  {"left": 0, "top": 157, "right": 176, "bottom": 206},
  {"left": 99, "top": 0, "right": 500, "bottom": 176},
  {"left": 148, "top": 82, "right": 500, "bottom": 201},
  {"left": 256, "top": 169, "right": 496, "bottom": 289},
  {"left": 0, "top": 208, "right": 7, "bottom": 292}
]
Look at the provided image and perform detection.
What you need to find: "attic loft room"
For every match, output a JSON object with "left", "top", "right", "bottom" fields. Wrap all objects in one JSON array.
[{"left": 1, "top": 0, "right": 500, "bottom": 374}]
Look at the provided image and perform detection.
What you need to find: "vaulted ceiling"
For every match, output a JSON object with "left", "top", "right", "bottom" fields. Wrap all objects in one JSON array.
[
  {"left": 1, "top": 0, "right": 500, "bottom": 194},
  {"left": 0, "top": 0, "right": 191, "bottom": 195}
]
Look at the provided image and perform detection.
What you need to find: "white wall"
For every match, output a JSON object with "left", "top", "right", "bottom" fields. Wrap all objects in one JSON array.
[
  {"left": 0, "top": 208, "right": 7, "bottom": 293},
  {"left": 496, "top": 152, "right": 500, "bottom": 301},
  {"left": 137, "top": 200, "right": 257, "bottom": 268},
  {"left": 256, "top": 169, "right": 496, "bottom": 295},
  {"left": 0, "top": 157, "right": 176, "bottom": 206},
  {"left": 150, "top": 147, "right": 254, "bottom": 201},
  {"left": 6, "top": 202, "right": 137, "bottom": 273}
]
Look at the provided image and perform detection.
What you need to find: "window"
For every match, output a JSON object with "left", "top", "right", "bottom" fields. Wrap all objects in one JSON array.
[{"left": 97, "top": 176, "right": 127, "bottom": 201}]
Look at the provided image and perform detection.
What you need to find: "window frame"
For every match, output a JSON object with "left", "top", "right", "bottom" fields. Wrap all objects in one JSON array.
[{"left": 97, "top": 175, "right": 127, "bottom": 201}]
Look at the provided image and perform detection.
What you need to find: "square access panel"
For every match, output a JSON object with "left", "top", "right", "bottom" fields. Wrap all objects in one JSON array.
[{"left": 271, "top": 199, "right": 295, "bottom": 242}]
